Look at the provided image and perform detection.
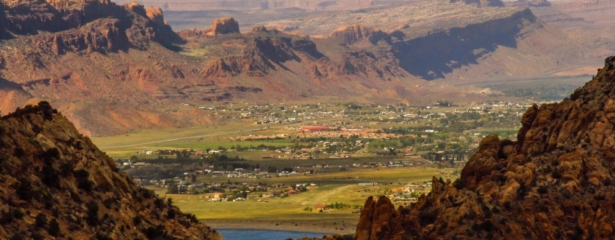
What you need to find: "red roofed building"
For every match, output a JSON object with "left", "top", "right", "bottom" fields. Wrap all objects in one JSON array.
[{"left": 301, "top": 126, "right": 331, "bottom": 132}]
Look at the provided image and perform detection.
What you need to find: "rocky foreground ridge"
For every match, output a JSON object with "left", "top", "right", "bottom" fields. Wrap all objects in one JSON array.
[
  {"left": 344, "top": 56, "right": 615, "bottom": 239},
  {"left": 0, "top": 102, "right": 221, "bottom": 239}
]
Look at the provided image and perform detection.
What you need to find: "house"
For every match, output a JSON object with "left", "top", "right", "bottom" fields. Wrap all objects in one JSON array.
[
  {"left": 314, "top": 205, "right": 327, "bottom": 211},
  {"left": 288, "top": 189, "right": 298, "bottom": 194},
  {"left": 132, "top": 162, "right": 149, "bottom": 167},
  {"left": 212, "top": 192, "right": 223, "bottom": 200},
  {"left": 358, "top": 182, "right": 377, "bottom": 186},
  {"left": 301, "top": 126, "right": 331, "bottom": 132}
]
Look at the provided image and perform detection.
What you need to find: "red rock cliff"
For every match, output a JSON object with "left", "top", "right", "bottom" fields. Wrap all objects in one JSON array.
[{"left": 353, "top": 56, "right": 615, "bottom": 239}]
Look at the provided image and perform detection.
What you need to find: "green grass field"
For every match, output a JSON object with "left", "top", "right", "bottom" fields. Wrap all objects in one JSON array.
[
  {"left": 148, "top": 167, "right": 454, "bottom": 229},
  {"left": 92, "top": 118, "right": 347, "bottom": 158}
]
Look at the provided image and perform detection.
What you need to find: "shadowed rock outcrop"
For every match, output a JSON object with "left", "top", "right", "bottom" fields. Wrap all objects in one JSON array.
[
  {"left": 329, "top": 25, "right": 395, "bottom": 45},
  {"left": 0, "top": 0, "right": 183, "bottom": 50},
  {"left": 210, "top": 17, "right": 240, "bottom": 35},
  {"left": 451, "top": 0, "right": 504, "bottom": 7},
  {"left": 177, "top": 16, "right": 240, "bottom": 39},
  {"left": 0, "top": 102, "right": 222, "bottom": 239},
  {"left": 352, "top": 56, "right": 615, "bottom": 239}
]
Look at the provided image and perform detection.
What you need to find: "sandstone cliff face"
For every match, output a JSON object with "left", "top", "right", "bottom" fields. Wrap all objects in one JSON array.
[
  {"left": 177, "top": 16, "right": 240, "bottom": 39},
  {"left": 202, "top": 35, "right": 322, "bottom": 77},
  {"left": 0, "top": 0, "right": 182, "bottom": 50},
  {"left": 329, "top": 25, "right": 393, "bottom": 45},
  {"left": 210, "top": 17, "right": 240, "bottom": 35},
  {"left": 0, "top": 102, "right": 222, "bottom": 239},
  {"left": 201, "top": 33, "right": 404, "bottom": 81},
  {"left": 512, "top": 0, "right": 551, "bottom": 7},
  {"left": 451, "top": 0, "right": 504, "bottom": 7},
  {"left": 353, "top": 56, "right": 615, "bottom": 239}
]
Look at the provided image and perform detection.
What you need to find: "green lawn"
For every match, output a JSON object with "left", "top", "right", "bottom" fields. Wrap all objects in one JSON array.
[{"left": 148, "top": 167, "right": 455, "bottom": 224}]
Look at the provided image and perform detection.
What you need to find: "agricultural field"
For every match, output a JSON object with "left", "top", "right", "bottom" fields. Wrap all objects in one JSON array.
[
  {"left": 145, "top": 167, "right": 454, "bottom": 234},
  {"left": 93, "top": 101, "right": 526, "bottom": 233}
]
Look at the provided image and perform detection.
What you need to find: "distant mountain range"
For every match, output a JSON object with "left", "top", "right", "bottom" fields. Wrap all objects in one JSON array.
[{"left": 0, "top": 0, "right": 613, "bottom": 136}]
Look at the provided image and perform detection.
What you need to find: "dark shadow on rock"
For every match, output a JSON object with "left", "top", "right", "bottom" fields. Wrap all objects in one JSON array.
[
  {"left": 0, "top": 78, "right": 26, "bottom": 92},
  {"left": 393, "top": 9, "right": 535, "bottom": 80}
]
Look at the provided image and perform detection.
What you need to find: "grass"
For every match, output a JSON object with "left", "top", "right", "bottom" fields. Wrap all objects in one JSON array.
[
  {"left": 92, "top": 118, "right": 345, "bottom": 158},
  {"left": 149, "top": 167, "right": 455, "bottom": 225}
]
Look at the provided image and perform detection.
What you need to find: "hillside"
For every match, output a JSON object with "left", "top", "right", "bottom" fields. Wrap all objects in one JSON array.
[
  {"left": 112, "top": 0, "right": 419, "bottom": 12},
  {"left": 264, "top": 0, "right": 609, "bottom": 82},
  {"left": 0, "top": 102, "right": 221, "bottom": 239},
  {"left": 0, "top": 0, "right": 612, "bottom": 137},
  {"left": 347, "top": 56, "right": 615, "bottom": 239},
  {"left": 0, "top": 0, "right": 219, "bottom": 136},
  {"left": 529, "top": 0, "right": 615, "bottom": 60},
  {"left": 180, "top": 24, "right": 493, "bottom": 106}
]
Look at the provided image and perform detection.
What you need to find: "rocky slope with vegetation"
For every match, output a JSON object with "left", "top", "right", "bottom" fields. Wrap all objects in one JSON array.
[
  {"left": 0, "top": 101, "right": 222, "bottom": 239},
  {"left": 348, "top": 56, "right": 615, "bottom": 239}
]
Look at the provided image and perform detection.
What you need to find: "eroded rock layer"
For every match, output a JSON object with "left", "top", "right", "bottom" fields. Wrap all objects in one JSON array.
[
  {"left": 353, "top": 56, "right": 615, "bottom": 239},
  {"left": 0, "top": 102, "right": 222, "bottom": 240}
]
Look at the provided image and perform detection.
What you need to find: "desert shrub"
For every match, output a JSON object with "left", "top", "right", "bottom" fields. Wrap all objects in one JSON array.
[
  {"left": 503, "top": 201, "right": 511, "bottom": 210},
  {"left": 95, "top": 233, "right": 112, "bottom": 240},
  {"left": 30, "top": 232, "right": 44, "bottom": 240},
  {"left": 86, "top": 201, "right": 99, "bottom": 226},
  {"left": 419, "top": 210, "right": 436, "bottom": 225},
  {"left": 41, "top": 148, "right": 60, "bottom": 162},
  {"left": 16, "top": 178, "right": 36, "bottom": 201},
  {"left": 41, "top": 165, "right": 60, "bottom": 188},
  {"left": 13, "top": 147, "right": 26, "bottom": 158},
  {"left": 35, "top": 213, "right": 47, "bottom": 228},
  {"left": 14, "top": 208, "right": 24, "bottom": 219},
  {"left": 70, "top": 191, "right": 82, "bottom": 203},
  {"left": 482, "top": 220, "right": 494, "bottom": 232},
  {"left": 60, "top": 162, "right": 74, "bottom": 177},
  {"left": 154, "top": 198, "right": 165, "bottom": 209},
  {"left": 142, "top": 225, "right": 167, "bottom": 239},
  {"left": 103, "top": 198, "right": 113, "bottom": 209},
  {"left": 594, "top": 194, "right": 606, "bottom": 201},
  {"left": 481, "top": 205, "right": 492, "bottom": 218},
  {"left": 453, "top": 179, "right": 463, "bottom": 190},
  {"left": 485, "top": 204, "right": 495, "bottom": 214},
  {"left": 538, "top": 204, "right": 549, "bottom": 213},
  {"left": 167, "top": 208, "right": 176, "bottom": 219},
  {"left": 133, "top": 215, "right": 142, "bottom": 226},
  {"left": 48, "top": 218, "right": 60, "bottom": 237},
  {"left": 400, "top": 208, "right": 410, "bottom": 215},
  {"left": 189, "top": 214, "right": 198, "bottom": 223},
  {"left": 74, "top": 169, "right": 94, "bottom": 192},
  {"left": 552, "top": 170, "right": 562, "bottom": 179},
  {"left": 10, "top": 233, "right": 25, "bottom": 240},
  {"left": 605, "top": 178, "right": 612, "bottom": 186},
  {"left": 141, "top": 188, "right": 155, "bottom": 199}
]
